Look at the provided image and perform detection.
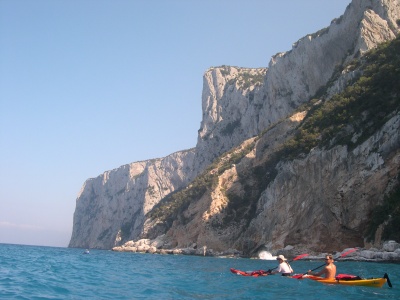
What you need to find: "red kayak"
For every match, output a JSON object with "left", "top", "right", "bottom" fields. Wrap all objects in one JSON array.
[
  {"left": 230, "top": 268, "right": 270, "bottom": 277},
  {"left": 230, "top": 253, "right": 309, "bottom": 277}
]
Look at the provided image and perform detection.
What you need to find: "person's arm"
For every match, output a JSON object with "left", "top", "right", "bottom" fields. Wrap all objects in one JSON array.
[
  {"left": 308, "top": 267, "right": 326, "bottom": 276},
  {"left": 286, "top": 262, "right": 293, "bottom": 273},
  {"left": 270, "top": 268, "right": 278, "bottom": 274},
  {"left": 270, "top": 265, "right": 282, "bottom": 274}
]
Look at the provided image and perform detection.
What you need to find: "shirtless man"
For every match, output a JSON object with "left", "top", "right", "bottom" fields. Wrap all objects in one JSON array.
[{"left": 307, "top": 254, "right": 336, "bottom": 279}]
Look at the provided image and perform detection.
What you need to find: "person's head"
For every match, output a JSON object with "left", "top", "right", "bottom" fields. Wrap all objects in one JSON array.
[
  {"left": 276, "top": 255, "right": 287, "bottom": 263},
  {"left": 325, "top": 254, "right": 333, "bottom": 264}
]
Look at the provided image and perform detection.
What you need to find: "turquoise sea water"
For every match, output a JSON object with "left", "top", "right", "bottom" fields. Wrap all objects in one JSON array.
[{"left": 0, "top": 244, "right": 398, "bottom": 299}]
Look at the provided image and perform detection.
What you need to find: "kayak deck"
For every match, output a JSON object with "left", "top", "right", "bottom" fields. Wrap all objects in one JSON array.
[
  {"left": 230, "top": 268, "right": 269, "bottom": 277},
  {"left": 302, "top": 275, "right": 387, "bottom": 288}
]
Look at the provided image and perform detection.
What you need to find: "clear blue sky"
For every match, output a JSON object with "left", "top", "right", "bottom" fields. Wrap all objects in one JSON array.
[{"left": 0, "top": 0, "right": 351, "bottom": 247}]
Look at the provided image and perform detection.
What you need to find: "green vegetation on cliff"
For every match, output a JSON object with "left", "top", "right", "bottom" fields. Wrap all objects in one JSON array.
[
  {"left": 147, "top": 141, "right": 255, "bottom": 228},
  {"left": 146, "top": 36, "right": 400, "bottom": 238},
  {"left": 221, "top": 36, "right": 400, "bottom": 234},
  {"left": 285, "top": 35, "right": 400, "bottom": 158}
]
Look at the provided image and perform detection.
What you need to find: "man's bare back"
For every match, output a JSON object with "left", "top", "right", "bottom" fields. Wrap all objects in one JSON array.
[{"left": 320, "top": 263, "right": 336, "bottom": 279}]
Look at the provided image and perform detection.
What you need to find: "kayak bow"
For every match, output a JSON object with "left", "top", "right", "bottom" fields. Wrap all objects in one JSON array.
[{"left": 230, "top": 268, "right": 269, "bottom": 277}]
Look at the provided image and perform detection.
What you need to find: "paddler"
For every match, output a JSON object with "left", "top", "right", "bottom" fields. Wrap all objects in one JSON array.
[
  {"left": 268, "top": 255, "right": 294, "bottom": 276},
  {"left": 307, "top": 254, "right": 336, "bottom": 279}
]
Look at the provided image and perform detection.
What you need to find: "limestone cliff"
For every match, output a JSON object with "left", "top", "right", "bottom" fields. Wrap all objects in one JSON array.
[
  {"left": 194, "top": 0, "right": 400, "bottom": 173},
  {"left": 69, "top": 149, "right": 196, "bottom": 249},
  {"left": 69, "top": 0, "right": 400, "bottom": 251},
  {"left": 159, "top": 112, "right": 400, "bottom": 254},
  {"left": 144, "top": 29, "right": 400, "bottom": 253}
]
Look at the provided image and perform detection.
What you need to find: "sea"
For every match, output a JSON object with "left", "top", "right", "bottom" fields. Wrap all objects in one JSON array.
[{"left": 0, "top": 244, "right": 398, "bottom": 299}]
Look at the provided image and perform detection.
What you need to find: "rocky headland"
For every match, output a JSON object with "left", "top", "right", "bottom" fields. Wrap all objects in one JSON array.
[{"left": 69, "top": 0, "right": 400, "bottom": 258}]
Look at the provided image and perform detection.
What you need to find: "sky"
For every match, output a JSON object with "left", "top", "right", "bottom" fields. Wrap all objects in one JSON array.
[{"left": 0, "top": 0, "right": 351, "bottom": 247}]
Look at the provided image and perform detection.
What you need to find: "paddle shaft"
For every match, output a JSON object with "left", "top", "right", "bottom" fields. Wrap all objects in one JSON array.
[
  {"left": 309, "top": 263, "right": 326, "bottom": 273},
  {"left": 268, "top": 253, "right": 308, "bottom": 272},
  {"left": 300, "top": 248, "right": 358, "bottom": 276}
]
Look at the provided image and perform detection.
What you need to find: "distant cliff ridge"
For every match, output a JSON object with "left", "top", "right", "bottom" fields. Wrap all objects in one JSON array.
[{"left": 69, "top": 0, "right": 400, "bottom": 252}]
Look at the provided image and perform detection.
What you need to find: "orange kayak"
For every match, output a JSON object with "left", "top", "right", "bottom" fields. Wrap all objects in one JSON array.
[{"left": 301, "top": 274, "right": 387, "bottom": 288}]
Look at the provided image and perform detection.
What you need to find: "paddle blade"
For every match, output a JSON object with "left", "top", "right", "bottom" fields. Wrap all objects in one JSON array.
[
  {"left": 293, "top": 253, "right": 309, "bottom": 261},
  {"left": 339, "top": 248, "right": 358, "bottom": 258},
  {"left": 384, "top": 273, "right": 393, "bottom": 288},
  {"left": 292, "top": 274, "right": 304, "bottom": 279}
]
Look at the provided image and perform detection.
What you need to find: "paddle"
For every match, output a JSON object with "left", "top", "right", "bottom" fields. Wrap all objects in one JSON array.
[
  {"left": 292, "top": 248, "right": 358, "bottom": 279},
  {"left": 231, "top": 253, "right": 309, "bottom": 277},
  {"left": 383, "top": 273, "right": 393, "bottom": 288},
  {"left": 266, "top": 253, "right": 309, "bottom": 273}
]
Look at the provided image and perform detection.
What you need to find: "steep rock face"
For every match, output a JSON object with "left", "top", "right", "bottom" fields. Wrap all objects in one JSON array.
[
  {"left": 246, "top": 114, "right": 400, "bottom": 253},
  {"left": 193, "top": 0, "right": 400, "bottom": 173},
  {"left": 193, "top": 67, "right": 266, "bottom": 172},
  {"left": 68, "top": 149, "right": 196, "bottom": 249},
  {"left": 69, "top": 0, "right": 400, "bottom": 250},
  {"left": 163, "top": 112, "right": 400, "bottom": 254},
  {"left": 164, "top": 113, "right": 307, "bottom": 251}
]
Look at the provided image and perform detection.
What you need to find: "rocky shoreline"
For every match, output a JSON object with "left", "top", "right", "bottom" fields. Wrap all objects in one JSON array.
[{"left": 112, "top": 237, "right": 400, "bottom": 262}]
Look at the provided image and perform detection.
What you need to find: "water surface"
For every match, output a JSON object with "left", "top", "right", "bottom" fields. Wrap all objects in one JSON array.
[{"left": 0, "top": 244, "right": 398, "bottom": 299}]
